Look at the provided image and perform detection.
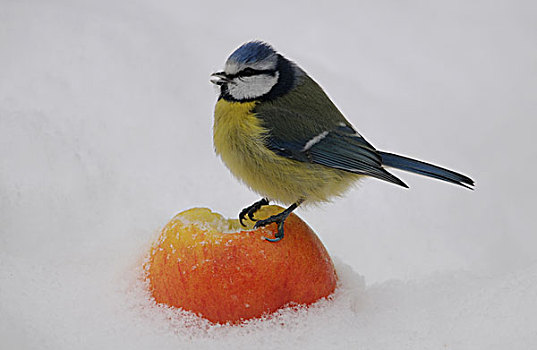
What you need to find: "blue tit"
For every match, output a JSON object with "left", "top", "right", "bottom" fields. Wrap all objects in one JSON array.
[{"left": 210, "top": 41, "right": 474, "bottom": 242}]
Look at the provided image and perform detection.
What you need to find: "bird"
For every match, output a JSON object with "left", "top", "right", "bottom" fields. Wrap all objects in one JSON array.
[{"left": 210, "top": 41, "right": 474, "bottom": 242}]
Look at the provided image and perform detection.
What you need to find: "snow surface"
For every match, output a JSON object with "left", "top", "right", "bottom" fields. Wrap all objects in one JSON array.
[{"left": 1, "top": 0, "right": 537, "bottom": 349}]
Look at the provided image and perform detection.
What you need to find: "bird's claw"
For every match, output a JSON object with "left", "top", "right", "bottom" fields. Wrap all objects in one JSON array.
[
  {"left": 263, "top": 233, "right": 284, "bottom": 243},
  {"left": 254, "top": 213, "right": 286, "bottom": 242},
  {"left": 241, "top": 200, "right": 301, "bottom": 242},
  {"left": 239, "top": 198, "right": 270, "bottom": 226}
]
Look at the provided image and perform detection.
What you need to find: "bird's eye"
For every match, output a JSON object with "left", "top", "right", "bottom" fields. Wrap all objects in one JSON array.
[
  {"left": 236, "top": 68, "right": 276, "bottom": 78},
  {"left": 239, "top": 68, "right": 257, "bottom": 77}
]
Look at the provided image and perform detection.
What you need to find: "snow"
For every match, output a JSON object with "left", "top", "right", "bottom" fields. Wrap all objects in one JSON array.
[{"left": 1, "top": 0, "right": 536, "bottom": 349}]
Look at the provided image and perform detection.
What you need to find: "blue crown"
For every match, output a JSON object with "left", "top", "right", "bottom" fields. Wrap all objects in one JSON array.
[{"left": 228, "top": 41, "right": 276, "bottom": 64}]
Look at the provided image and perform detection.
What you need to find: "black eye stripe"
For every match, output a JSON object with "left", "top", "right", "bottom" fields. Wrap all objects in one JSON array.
[{"left": 227, "top": 69, "right": 276, "bottom": 79}]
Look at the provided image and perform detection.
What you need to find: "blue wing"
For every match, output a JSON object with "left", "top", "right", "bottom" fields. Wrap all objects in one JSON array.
[{"left": 265, "top": 122, "right": 408, "bottom": 188}]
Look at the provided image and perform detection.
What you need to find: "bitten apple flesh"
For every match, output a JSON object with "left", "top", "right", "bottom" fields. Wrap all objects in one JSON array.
[{"left": 145, "top": 205, "right": 337, "bottom": 324}]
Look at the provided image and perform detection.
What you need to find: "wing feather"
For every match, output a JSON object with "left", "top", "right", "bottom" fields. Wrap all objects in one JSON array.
[{"left": 257, "top": 104, "right": 407, "bottom": 187}]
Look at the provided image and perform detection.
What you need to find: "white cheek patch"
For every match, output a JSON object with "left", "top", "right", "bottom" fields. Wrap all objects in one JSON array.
[{"left": 228, "top": 72, "right": 279, "bottom": 100}]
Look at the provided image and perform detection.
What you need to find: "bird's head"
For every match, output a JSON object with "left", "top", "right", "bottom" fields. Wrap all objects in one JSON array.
[{"left": 210, "top": 41, "right": 299, "bottom": 102}]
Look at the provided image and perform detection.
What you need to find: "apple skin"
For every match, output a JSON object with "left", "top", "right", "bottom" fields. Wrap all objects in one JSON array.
[{"left": 145, "top": 205, "right": 337, "bottom": 324}]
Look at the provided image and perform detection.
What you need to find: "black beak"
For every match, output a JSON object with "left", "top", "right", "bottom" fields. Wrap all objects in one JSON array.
[{"left": 210, "top": 71, "right": 229, "bottom": 85}]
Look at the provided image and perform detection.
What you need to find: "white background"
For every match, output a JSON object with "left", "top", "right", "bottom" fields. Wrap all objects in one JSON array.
[{"left": 1, "top": 0, "right": 536, "bottom": 349}]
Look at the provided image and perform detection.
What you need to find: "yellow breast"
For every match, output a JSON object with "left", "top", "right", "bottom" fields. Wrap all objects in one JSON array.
[
  {"left": 213, "top": 99, "right": 264, "bottom": 153},
  {"left": 213, "top": 99, "right": 361, "bottom": 204},
  {"left": 213, "top": 99, "right": 270, "bottom": 186}
]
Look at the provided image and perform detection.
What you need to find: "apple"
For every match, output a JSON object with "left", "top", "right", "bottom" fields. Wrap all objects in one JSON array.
[{"left": 145, "top": 205, "right": 337, "bottom": 324}]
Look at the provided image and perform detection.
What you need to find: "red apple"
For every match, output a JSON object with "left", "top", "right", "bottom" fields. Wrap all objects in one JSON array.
[{"left": 145, "top": 205, "right": 337, "bottom": 324}]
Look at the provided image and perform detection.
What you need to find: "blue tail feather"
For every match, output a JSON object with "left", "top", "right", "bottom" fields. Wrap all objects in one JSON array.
[{"left": 379, "top": 152, "right": 474, "bottom": 189}]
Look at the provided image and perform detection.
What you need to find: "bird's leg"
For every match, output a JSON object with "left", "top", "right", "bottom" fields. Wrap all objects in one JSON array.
[
  {"left": 254, "top": 199, "right": 304, "bottom": 242},
  {"left": 239, "top": 198, "right": 270, "bottom": 226}
]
